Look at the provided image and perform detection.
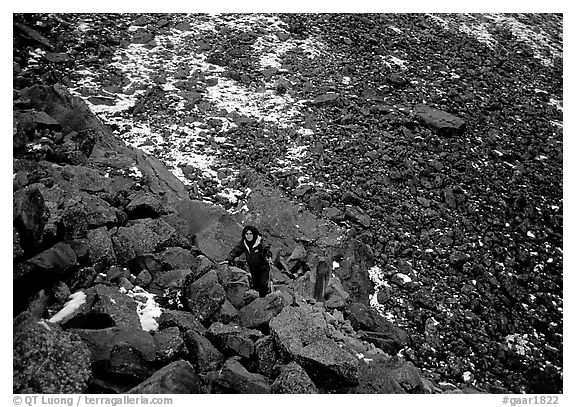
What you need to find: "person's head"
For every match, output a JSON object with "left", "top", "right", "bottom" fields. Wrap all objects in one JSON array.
[{"left": 242, "top": 225, "right": 259, "bottom": 243}]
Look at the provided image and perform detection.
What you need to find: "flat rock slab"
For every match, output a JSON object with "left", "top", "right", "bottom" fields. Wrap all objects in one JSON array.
[
  {"left": 413, "top": 104, "right": 465, "bottom": 137},
  {"left": 213, "top": 358, "right": 271, "bottom": 394},
  {"left": 238, "top": 291, "right": 286, "bottom": 328}
]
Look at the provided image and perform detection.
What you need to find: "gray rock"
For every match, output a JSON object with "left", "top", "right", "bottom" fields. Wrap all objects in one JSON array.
[
  {"left": 13, "top": 185, "right": 50, "bottom": 250},
  {"left": 346, "top": 302, "right": 408, "bottom": 354},
  {"left": 213, "top": 357, "right": 270, "bottom": 394},
  {"left": 14, "top": 319, "right": 92, "bottom": 394},
  {"left": 157, "top": 309, "right": 205, "bottom": 335},
  {"left": 87, "top": 227, "right": 117, "bottom": 267},
  {"left": 218, "top": 265, "right": 251, "bottom": 309},
  {"left": 176, "top": 200, "right": 243, "bottom": 261},
  {"left": 71, "top": 327, "right": 156, "bottom": 381},
  {"left": 345, "top": 205, "right": 372, "bottom": 228},
  {"left": 238, "top": 291, "right": 286, "bottom": 328},
  {"left": 271, "top": 362, "right": 318, "bottom": 394},
  {"left": 148, "top": 268, "right": 194, "bottom": 297},
  {"left": 49, "top": 284, "right": 141, "bottom": 330},
  {"left": 255, "top": 336, "right": 277, "bottom": 378},
  {"left": 154, "top": 327, "right": 188, "bottom": 364},
  {"left": 184, "top": 270, "right": 226, "bottom": 322},
  {"left": 269, "top": 306, "right": 328, "bottom": 360},
  {"left": 135, "top": 269, "right": 153, "bottom": 287},
  {"left": 125, "top": 192, "right": 167, "bottom": 219},
  {"left": 157, "top": 247, "right": 197, "bottom": 271},
  {"left": 212, "top": 299, "right": 238, "bottom": 324},
  {"left": 127, "top": 360, "right": 201, "bottom": 394},
  {"left": 206, "top": 322, "right": 259, "bottom": 359},
  {"left": 15, "top": 241, "right": 78, "bottom": 281},
  {"left": 413, "top": 104, "right": 465, "bottom": 137},
  {"left": 185, "top": 330, "right": 225, "bottom": 373},
  {"left": 296, "top": 338, "right": 359, "bottom": 387}
]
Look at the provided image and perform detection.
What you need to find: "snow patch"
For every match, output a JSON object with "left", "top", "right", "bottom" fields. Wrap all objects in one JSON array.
[{"left": 48, "top": 291, "right": 87, "bottom": 324}]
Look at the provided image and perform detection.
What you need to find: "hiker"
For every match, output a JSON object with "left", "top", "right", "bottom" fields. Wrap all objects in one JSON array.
[{"left": 226, "top": 225, "right": 272, "bottom": 297}]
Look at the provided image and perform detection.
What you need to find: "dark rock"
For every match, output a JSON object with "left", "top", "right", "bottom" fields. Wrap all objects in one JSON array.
[
  {"left": 15, "top": 241, "right": 78, "bottom": 282},
  {"left": 269, "top": 306, "right": 328, "bottom": 359},
  {"left": 176, "top": 200, "right": 242, "bottom": 261},
  {"left": 26, "top": 289, "right": 50, "bottom": 318},
  {"left": 212, "top": 357, "right": 271, "bottom": 394},
  {"left": 324, "top": 276, "right": 350, "bottom": 309},
  {"left": 296, "top": 338, "right": 359, "bottom": 387},
  {"left": 243, "top": 289, "right": 260, "bottom": 306},
  {"left": 212, "top": 299, "right": 238, "bottom": 324},
  {"left": 13, "top": 185, "right": 50, "bottom": 250},
  {"left": 414, "top": 104, "right": 465, "bottom": 137},
  {"left": 135, "top": 269, "right": 153, "bottom": 287},
  {"left": 148, "top": 268, "right": 194, "bottom": 297},
  {"left": 45, "top": 52, "right": 72, "bottom": 63},
  {"left": 206, "top": 322, "right": 260, "bottom": 359},
  {"left": 87, "top": 227, "right": 117, "bottom": 267},
  {"left": 255, "top": 336, "right": 277, "bottom": 378},
  {"left": 154, "top": 327, "right": 188, "bottom": 364},
  {"left": 238, "top": 291, "right": 286, "bottom": 328},
  {"left": 71, "top": 327, "right": 155, "bottom": 381},
  {"left": 184, "top": 270, "right": 226, "bottom": 322},
  {"left": 351, "top": 354, "right": 406, "bottom": 393},
  {"left": 125, "top": 192, "right": 168, "bottom": 219},
  {"left": 345, "top": 205, "right": 372, "bottom": 228},
  {"left": 184, "top": 330, "right": 225, "bottom": 373},
  {"left": 51, "top": 280, "right": 71, "bottom": 304},
  {"left": 157, "top": 309, "right": 206, "bottom": 334},
  {"left": 346, "top": 302, "right": 408, "bottom": 353},
  {"left": 218, "top": 265, "right": 251, "bottom": 309},
  {"left": 67, "top": 266, "right": 97, "bottom": 291},
  {"left": 157, "top": 247, "right": 197, "bottom": 271},
  {"left": 13, "top": 319, "right": 92, "bottom": 393},
  {"left": 131, "top": 30, "right": 154, "bottom": 44},
  {"left": 112, "top": 218, "right": 190, "bottom": 265},
  {"left": 126, "top": 360, "right": 202, "bottom": 394},
  {"left": 271, "top": 361, "right": 318, "bottom": 394},
  {"left": 49, "top": 284, "right": 141, "bottom": 330}
]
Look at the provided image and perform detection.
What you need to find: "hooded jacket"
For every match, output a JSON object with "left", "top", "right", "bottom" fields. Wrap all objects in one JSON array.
[{"left": 227, "top": 226, "right": 271, "bottom": 272}]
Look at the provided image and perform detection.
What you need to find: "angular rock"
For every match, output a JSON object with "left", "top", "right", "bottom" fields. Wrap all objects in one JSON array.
[
  {"left": 324, "top": 276, "right": 350, "bottom": 309},
  {"left": 87, "top": 227, "right": 117, "bottom": 267},
  {"left": 346, "top": 302, "right": 409, "bottom": 353},
  {"left": 112, "top": 218, "right": 190, "bottom": 265},
  {"left": 212, "top": 299, "right": 238, "bottom": 324},
  {"left": 157, "top": 309, "right": 205, "bottom": 334},
  {"left": 414, "top": 104, "right": 465, "bottom": 137},
  {"left": 255, "top": 336, "right": 277, "bottom": 378},
  {"left": 125, "top": 192, "right": 168, "bottom": 219},
  {"left": 345, "top": 205, "right": 372, "bottom": 228},
  {"left": 213, "top": 357, "right": 270, "bottom": 394},
  {"left": 176, "top": 199, "right": 242, "bottom": 261},
  {"left": 184, "top": 270, "right": 226, "bottom": 322},
  {"left": 135, "top": 269, "right": 153, "bottom": 287},
  {"left": 13, "top": 185, "right": 50, "bottom": 250},
  {"left": 296, "top": 338, "right": 359, "bottom": 387},
  {"left": 13, "top": 319, "right": 92, "bottom": 393},
  {"left": 218, "top": 265, "right": 251, "bottom": 308},
  {"left": 127, "top": 360, "right": 201, "bottom": 394},
  {"left": 269, "top": 306, "right": 328, "bottom": 359},
  {"left": 49, "top": 284, "right": 141, "bottom": 330},
  {"left": 238, "top": 291, "right": 286, "bottom": 328},
  {"left": 351, "top": 354, "right": 406, "bottom": 394},
  {"left": 15, "top": 241, "right": 78, "bottom": 282},
  {"left": 154, "top": 327, "right": 188, "bottom": 364},
  {"left": 184, "top": 330, "right": 225, "bottom": 373},
  {"left": 206, "top": 322, "right": 259, "bottom": 359},
  {"left": 71, "top": 327, "right": 156, "bottom": 381},
  {"left": 157, "top": 247, "right": 197, "bottom": 271},
  {"left": 271, "top": 361, "right": 318, "bottom": 394}
]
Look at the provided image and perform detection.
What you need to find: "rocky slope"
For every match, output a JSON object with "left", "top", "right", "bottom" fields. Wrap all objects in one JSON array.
[{"left": 13, "top": 13, "right": 562, "bottom": 393}]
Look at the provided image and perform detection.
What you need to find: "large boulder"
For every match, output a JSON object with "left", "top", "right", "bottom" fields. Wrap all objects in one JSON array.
[
  {"left": 184, "top": 270, "right": 226, "bottom": 322},
  {"left": 176, "top": 200, "right": 242, "bottom": 261},
  {"left": 48, "top": 284, "right": 141, "bottom": 329},
  {"left": 217, "top": 265, "right": 251, "bottom": 308},
  {"left": 296, "top": 338, "right": 359, "bottom": 387},
  {"left": 255, "top": 336, "right": 278, "bottom": 378},
  {"left": 14, "top": 318, "right": 92, "bottom": 393},
  {"left": 15, "top": 241, "right": 78, "bottom": 282},
  {"left": 184, "top": 330, "right": 225, "bottom": 373},
  {"left": 413, "top": 104, "right": 465, "bottom": 137},
  {"left": 350, "top": 355, "right": 424, "bottom": 394},
  {"left": 156, "top": 247, "right": 198, "bottom": 271},
  {"left": 70, "top": 327, "right": 156, "bottom": 382},
  {"left": 126, "top": 360, "right": 202, "bottom": 394},
  {"left": 148, "top": 268, "right": 194, "bottom": 297},
  {"left": 268, "top": 306, "right": 328, "bottom": 359},
  {"left": 238, "top": 291, "right": 286, "bottom": 328},
  {"left": 346, "top": 302, "right": 409, "bottom": 354},
  {"left": 271, "top": 362, "right": 318, "bottom": 394},
  {"left": 112, "top": 218, "right": 190, "bottom": 265},
  {"left": 211, "top": 357, "right": 271, "bottom": 394},
  {"left": 125, "top": 192, "right": 168, "bottom": 219}
]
